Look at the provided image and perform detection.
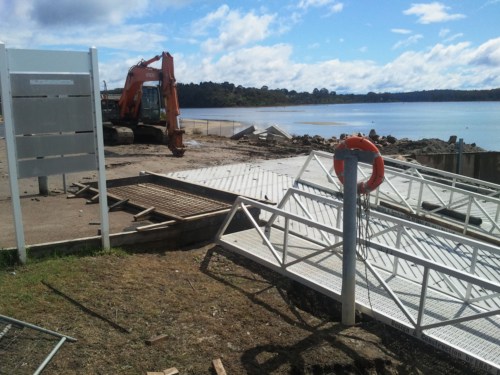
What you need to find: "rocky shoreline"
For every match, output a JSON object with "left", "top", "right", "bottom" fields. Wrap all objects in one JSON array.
[{"left": 288, "top": 130, "right": 486, "bottom": 156}]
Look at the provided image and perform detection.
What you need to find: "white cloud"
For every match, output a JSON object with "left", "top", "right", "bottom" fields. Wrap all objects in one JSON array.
[
  {"left": 297, "top": 0, "right": 344, "bottom": 15},
  {"left": 298, "top": 0, "right": 334, "bottom": 9},
  {"left": 403, "top": 2, "right": 465, "bottom": 24},
  {"left": 328, "top": 3, "right": 344, "bottom": 14},
  {"left": 480, "top": 0, "right": 500, "bottom": 9},
  {"left": 443, "top": 33, "right": 464, "bottom": 43},
  {"left": 439, "top": 28, "right": 450, "bottom": 38},
  {"left": 173, "top": 38, "right": 500, "bottom": 94},
  {"left": 392, "top": 34, "right": 424, "bottom": 50},
  {"left": 195, "top": 6, "right": 276, "bottom": 54},
  {"left": 470, "top": 37, "right": 500, "bottom": 66},
  {"left": 391, "top": 28, "right": 412, "bottom": 34},
  {"left": 191, "top": 4, "right": 231, "bottom": 35},
  {"left": 438, "top": 29, "right": 465, "bottom": 45},
  {"left": 178, "top": 44, "right": 299, "bottom": 89}
]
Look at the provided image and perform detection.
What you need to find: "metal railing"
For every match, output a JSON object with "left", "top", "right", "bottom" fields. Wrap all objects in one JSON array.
[
  {"left": 294, "top": 150, "right": 500, "bottom": 242},
  {"left": 216, "top": 190, "right": 500, "bottom": 323}
]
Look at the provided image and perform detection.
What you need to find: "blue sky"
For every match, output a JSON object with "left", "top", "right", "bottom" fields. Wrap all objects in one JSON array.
[{"left": 1, "top": 0, "right": 500, "bottom": 94}]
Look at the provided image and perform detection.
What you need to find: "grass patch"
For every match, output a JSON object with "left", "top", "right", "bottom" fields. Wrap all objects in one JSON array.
[
  {"left": 0, "top": 248, "right": 128, "bottom": 317},
  {"left": 0, "top": 246, "right": 128, "bottom": 270}
]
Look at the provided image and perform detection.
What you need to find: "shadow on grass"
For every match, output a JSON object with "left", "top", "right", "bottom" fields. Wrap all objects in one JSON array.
[{"left": 200, "top": 245, "right": 399, "bottom": 374}]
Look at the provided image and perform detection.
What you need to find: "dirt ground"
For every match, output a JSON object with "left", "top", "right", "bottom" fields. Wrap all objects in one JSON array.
[
  {"left": 0, "top": 129, "right": 488, "bottom": 374},
  {"left": 0, "top": 131, "right": 305, "bottom": 248}
]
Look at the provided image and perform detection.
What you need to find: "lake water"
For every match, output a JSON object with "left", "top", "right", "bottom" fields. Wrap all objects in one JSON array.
[
  {"left": 2, "top": 101, "right": 499, "bottom": 150},
  {"left": 181, "top": 102, "right": 500, "bottom": 151}
]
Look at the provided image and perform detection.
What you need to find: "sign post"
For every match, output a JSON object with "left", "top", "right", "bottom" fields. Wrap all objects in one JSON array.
[{"left": 0, "top": 44, "right": 110, "bottom": 262}]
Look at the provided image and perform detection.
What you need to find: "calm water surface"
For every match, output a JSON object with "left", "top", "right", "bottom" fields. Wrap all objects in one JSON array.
[
  {"left": 181, "top": 102, "right": 500, "bottom": 151},
  {"left": 2, "top": 102, "right": 499, "bottom": 150}
]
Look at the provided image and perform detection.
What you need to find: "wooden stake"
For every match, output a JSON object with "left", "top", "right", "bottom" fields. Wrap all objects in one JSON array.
[
  {"left": 145, "top": 334, "right": 168, "bottom": 346},
  {"left": 212, "top": 358, "right": 227, "bottom": 375}
]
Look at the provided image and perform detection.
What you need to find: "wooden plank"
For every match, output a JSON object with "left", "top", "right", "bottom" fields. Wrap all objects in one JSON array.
[
  {"left": 86, "top": 193, "right": 100, "bottom": 204},
  {"left": 73, "top": 182, "right": 124, "bottom": 202},
  {"left": 212, "top": 358, "right": 227, "bottom": 375},
  {"left": 146, "top": 372, "right": 165, "bottom": 375},
  {"left": 68, "top": 185, "right": 91, "bottom": 198},
  {"left": 163, "top": 368, "right": 179, "bottom": 375},
  {"left": 136, "top": 220, "right": 177, "bottom": 232},
  {"left": 145, "top": 334, "right": 168, "bottom": 346},
  {"left": 134, "top": 206, "right": 156, "bottom": 221},
  {"left": 108, "top": 199, "right": 129, "bottom": 211}
]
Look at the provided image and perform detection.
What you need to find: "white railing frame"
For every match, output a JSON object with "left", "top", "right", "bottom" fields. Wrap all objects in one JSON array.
[
  {"left": 294, "top": 151, "right": 500, "bottom": 239},
  {"left": 216, "top": 195, "right": 500, "bottom": 336},
  {"left": 280, "top": 188, "right": 500, "bottom": 304}
]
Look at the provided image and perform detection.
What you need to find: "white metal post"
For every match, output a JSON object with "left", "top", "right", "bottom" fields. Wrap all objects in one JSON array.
[
  {"left": 89, "top": 47, "right": 110, "bottom": 249},
  {"left": 0, "top": 43, "right": 27, "bottom": 263}
]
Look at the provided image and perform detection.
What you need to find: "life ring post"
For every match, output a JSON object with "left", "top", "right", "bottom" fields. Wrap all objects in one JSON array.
[
  {"left": 333, "top": 136, "right": 385, "bottom": 325},
  {"left": 335, "top": 149, "right": 364, "bottom": 326}
]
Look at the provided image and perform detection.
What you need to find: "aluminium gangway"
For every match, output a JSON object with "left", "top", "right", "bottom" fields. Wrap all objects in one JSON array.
[{"left": 203, "top": 151, "right": 500, "bottom": 374}]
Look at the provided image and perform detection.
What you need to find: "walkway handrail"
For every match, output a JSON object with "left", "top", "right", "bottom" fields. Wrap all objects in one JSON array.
[
  {"left": 294, "top": 150, "right": 500, "bottom": 241},
  {"left": 217, "top": 194, "right": 500, "bottom": 311}
]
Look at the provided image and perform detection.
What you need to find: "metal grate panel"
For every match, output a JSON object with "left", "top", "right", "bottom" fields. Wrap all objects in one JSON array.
[{"left": 108, "top": 182, "right": 231, "bottom": 219}]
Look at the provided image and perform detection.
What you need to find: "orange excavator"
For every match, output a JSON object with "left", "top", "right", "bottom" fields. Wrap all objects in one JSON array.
[{"left": 101, "top": 52, "right": 185, "bottom": 157}]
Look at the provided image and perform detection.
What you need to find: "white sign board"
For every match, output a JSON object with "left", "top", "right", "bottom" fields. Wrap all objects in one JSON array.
[{"left": 0, "top": 44, "right": 110, "bottom": 263}]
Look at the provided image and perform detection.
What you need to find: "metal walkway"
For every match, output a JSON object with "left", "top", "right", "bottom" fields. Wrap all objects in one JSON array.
[{"left": 167, "top": 152, "right": 500, "bottom": 374}]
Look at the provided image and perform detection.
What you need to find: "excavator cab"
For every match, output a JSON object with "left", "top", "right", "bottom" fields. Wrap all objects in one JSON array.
[{"left": 140, "top": 86, "right": 161, "bottom": 124}]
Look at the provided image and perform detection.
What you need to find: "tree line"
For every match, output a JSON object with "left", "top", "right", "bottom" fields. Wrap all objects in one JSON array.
[{"left": 176, "top": 82, "right": 500, "bottom": 108}]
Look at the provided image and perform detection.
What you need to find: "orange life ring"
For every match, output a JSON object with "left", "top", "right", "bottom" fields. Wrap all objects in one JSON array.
[{"left": 334, "top": 136, "right": 384, "bottom": 194}]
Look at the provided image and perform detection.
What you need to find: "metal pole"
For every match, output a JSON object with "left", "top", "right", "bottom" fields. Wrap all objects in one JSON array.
[
  {"left": 38, "top": 175, "right": 48, "bottom": 195},
  {"left": 62, "top": 174, "right": 67, "bottom": 194},
  {"left": 341, "top": 154, "right": 358, "bottom": 325},
  {"left": 0, "top": 314, "right": 77, "bottom": 341},
  {"left": 33, "top": 337, "right": 67, "bottom": 375},
  {"left": 456, "top": 138, "right": 463, "bottom": 175},
  {"left": 90, "top": 47, "right": 110, "bottom": 249}
]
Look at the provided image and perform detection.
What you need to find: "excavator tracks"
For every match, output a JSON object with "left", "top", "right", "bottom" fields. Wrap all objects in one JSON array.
[{"left": 103, "top": 124, "right": 135, "bottom": 145}]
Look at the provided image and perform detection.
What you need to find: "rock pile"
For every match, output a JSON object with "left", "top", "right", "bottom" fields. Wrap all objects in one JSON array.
[
  {"left": 238, "top": 125, "right": 486, "bottom": 156},
  {"left": 287, "top": 129, "right": 485, "bottom": 155}
]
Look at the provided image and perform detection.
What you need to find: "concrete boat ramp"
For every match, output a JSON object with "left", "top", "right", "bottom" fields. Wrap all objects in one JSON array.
[{"left": 167, "top": 150, "right": 500, "bottom": 375}]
